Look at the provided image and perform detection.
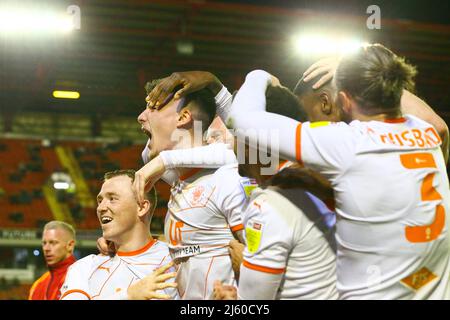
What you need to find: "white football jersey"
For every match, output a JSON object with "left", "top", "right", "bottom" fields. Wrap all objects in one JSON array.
[
  {"left": 60, "top": 240, "right": 178, "bottom": 300},
  {"left": 229, "top": 69, "right": 450, "bottom": 299},
  {"left": 240, "top": 187, "right": 338, "bottom": 299},
  {"left": 296, "top": 115, "right": 450, "bottom": 299},
  {"left": 164, "top": 163, "right": 249, "bottom": 299}
]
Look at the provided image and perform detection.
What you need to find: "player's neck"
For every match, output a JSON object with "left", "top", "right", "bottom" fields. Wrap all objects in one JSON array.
[
  {"left": 115, "top": 226, "right": 153, "bottom": 253},
  {"left": 351, "top": 106, "right": 402, "bottom": 122}
]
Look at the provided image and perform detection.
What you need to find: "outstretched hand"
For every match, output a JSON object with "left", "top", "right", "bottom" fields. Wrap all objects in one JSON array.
[{"left": 146, "top": 71, "right": 222, "bottom": 109}]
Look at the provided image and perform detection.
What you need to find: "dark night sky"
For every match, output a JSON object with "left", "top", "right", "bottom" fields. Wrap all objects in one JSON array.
[{"left": 220, "top": 0, "right": 450, "bottom": 25}]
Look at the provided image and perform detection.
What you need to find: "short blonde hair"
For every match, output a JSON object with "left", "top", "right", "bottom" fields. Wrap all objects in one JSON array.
[{"left": 43, "top": 220, "right": 76, "bottom": 240}]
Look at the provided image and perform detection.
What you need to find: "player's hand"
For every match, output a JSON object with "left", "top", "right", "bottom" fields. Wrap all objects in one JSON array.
[
  {"left": 96, "top": 237, "right": 116, "bottom": 257},
  {"left": 213, "top": 280, "right": 237, "bottom": 300},
  {"left": 303, "top": 56, "right": 341, "bottom": 89},
  {"left": 127, "top": 262, "right": 177, "bottom": 300},
  {"left": 134, "top": 156, "right": 166, "bottom": 205},
  {"left": 270, "top": 75, "right": 281, "bottom": 87},
  {"left": 229, "top": 239, "right": 245, "bottom": 280},
  {"left": 146, "top": 71, "right": 222, "bottom": 109}
]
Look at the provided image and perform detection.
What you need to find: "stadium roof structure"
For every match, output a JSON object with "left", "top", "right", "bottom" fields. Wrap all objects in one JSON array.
[{"left": 0, "top": 0, "right": 449, "bottom": 121}]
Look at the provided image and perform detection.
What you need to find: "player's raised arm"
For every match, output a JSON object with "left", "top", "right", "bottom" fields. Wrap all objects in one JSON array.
[{"left": 228, "top": 70, "right": 300, "bottom": 163}]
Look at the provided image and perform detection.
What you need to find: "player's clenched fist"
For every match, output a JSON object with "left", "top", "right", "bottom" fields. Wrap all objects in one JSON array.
[{"left": 127, "top": 262, "right": 177, "bottom": 300}]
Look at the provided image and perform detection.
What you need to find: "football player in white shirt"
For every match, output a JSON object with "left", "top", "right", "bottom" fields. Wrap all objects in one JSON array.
[
  {"left": 60, "top": 170, "right": 178, "bottom": 300},
  {"left": 135, "top": 81, "right": 249, "bottom": 300},
  {"left": 140, "top": 80, "right": 339, "bottom": 300},
  {"left": 215, "top": 135, "right": 338, "bottom": 300},
  {"left": 227, "top": 44, "right": 450, "bottom": 299}
]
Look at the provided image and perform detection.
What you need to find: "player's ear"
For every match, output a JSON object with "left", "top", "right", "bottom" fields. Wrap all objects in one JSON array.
[
  {"left": 66, "top": 239, "right": 75, "bottom": 253},
  {"left": 338, "top": 91, "right": 352, "bottom": 115},
  {"left": 176, "top": 109, "right": 193, "bottom": 128},
  {"left": 137, "top": 199, "right": 150, "bottom": 218},
  {"left": 319, "top": 92, "right": 332, "bottom": 115}
]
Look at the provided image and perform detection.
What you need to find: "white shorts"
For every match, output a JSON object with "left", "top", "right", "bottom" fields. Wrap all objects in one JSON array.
[{"left": 176, "top": 254, "right": 236, "bottom": 300}]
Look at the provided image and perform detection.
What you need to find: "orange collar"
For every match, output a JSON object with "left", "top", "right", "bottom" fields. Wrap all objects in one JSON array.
[
  {"left": 117, "top": 239, "right": 156, "bottom": 257},
  {"left": 384, "top": 117, "right": 406, "bottom": 123}
]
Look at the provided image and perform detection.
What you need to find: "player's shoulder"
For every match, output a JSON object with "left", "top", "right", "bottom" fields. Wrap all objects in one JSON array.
[
  {"left": 213, "top": 163, "right": 245, "bottom": 187},
  {"left": 246, "top": 187, "right": 305, "bottom": 221},
  {"left": 69, "top": 254, "right": 108, "bottom": 273},
  {"left": 150, "top": 239, "right": 171, "bottom": 255},
  {"left": 31, "top": 270, "right": 50, "bottom": 286},
  {"left": 404, "top": 114, "right": 435, "bottom": 128},
  {"left": 127, "top": 240, "right": 173, "bottom": 264},
  {"left": 213, "top": 162, "right": 239, "bottom": 177},
  {"left": 245, "top": 188, "right": 273, "bottom": 217}
]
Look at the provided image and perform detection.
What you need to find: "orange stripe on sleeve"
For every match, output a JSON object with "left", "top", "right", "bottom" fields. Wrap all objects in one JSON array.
[
  {"left": 243, "top": 259, "right": 285, "bottom": 274},
  {"left": 60, "top": 289, "right": 91, "bottom": 300},
  {"left": 295, "top": 123, "right": 304, "bottom": 166},
  {"left": 230, "top": 224, "right": 244, "bottom": 232}
]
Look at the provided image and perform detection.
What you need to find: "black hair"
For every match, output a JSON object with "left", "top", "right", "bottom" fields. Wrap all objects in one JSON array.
[
  {"left": 266, "top": 85, "right": 309, "bottom": 122},
  {"left": 182, "top": 88, "right": 217, "bottom": 133},
  {"left": 145, "top": 80, "right": 215, "bottom": 133}
]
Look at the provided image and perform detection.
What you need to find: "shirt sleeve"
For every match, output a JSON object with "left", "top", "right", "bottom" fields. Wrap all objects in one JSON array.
[
  {"left": 237, "top": 266, "right": 283, "bottom": 300},
  {"left": 228, "top": 70, "right": 300, "bottom": 163},
  {"left": 215, "top": 85, "right": 233, "bottom": 122},
  {"left": 159, "top": 143, "right": 237, "bottom": 169},
  {"left": 242, "top": 195, "right": 291, "bottom": 272},
  {"left": 297, "top": 122, "right": 357, "bottom": 178},
  {"left": 215, "top": 168, "right": 247, "bottom": 232},
  {"left": 60, "top": 255, "right": 96, "bottom": 300},
  {"left": 228, "top": 69, "right": 358, "bottom": 179}
]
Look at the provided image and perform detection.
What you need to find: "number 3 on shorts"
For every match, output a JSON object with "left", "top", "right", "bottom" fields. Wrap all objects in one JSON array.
[{"left": 400, "top": 152, "right": 446, "bottom": 243}]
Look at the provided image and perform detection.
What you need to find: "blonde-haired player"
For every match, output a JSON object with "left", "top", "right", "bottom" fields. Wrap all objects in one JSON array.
[{"left": 60, "top": 170, "right": 178, "bottom": 300}]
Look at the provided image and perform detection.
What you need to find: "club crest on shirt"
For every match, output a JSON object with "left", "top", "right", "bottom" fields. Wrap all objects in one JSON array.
[
  {"left": 185, "top": 185, "right": 210, "bottom": 206},
  {"left": 239, "top": 178, "right": 258, "bottom": 199},
  {"left": 245, "top": 220, "right": 263, "bottom": 254}
]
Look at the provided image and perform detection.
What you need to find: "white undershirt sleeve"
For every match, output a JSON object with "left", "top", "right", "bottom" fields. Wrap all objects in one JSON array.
[
  {"left": 159, "top": 143, "right": 237, "bottom": 169},
  {"left": 215, "top": 85, "right": 233, "bottom": 122},
  {"left": 228, "top": 70, "right": 300, "bottom": 162}
]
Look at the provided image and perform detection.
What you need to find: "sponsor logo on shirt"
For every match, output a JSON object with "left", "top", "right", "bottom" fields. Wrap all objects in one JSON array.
[
  {"left": 239, "top": 178, "right": 258, "bottom": 199},
  {"left": 400, "top": 267, "right": 437, "bottom": 291},
  {"left": 245, "top": 221, "right": 263, "bottom": 254}
]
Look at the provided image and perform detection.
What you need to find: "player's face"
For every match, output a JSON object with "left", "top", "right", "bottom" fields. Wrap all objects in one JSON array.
[
  {"left": 137, "top": 98, "right": 182, "bottom": 160},
  {"left": 97, "top": 176, "right": 141, "bottom": 243},
  {"left": 41, "top": 229, "right": 73, "bottom": 266}
]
